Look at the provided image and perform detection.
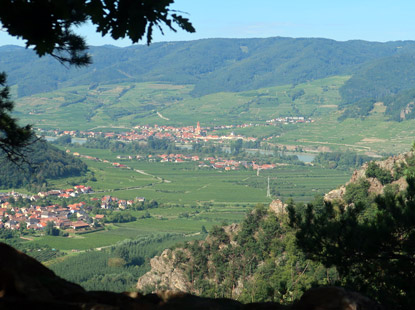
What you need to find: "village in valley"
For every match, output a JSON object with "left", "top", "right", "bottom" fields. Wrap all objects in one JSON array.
[
  {"left": 39, "top": 117, "right": 312, "bottom": 145},
  {"left": 0, "top": 117, "right": 316, "bottom": 236},
  {"left": 40, "top": 118, "right": 313, "bottom": 169},
  {"left": 0, "top": 185, "right": 148, "bottom": 233}
]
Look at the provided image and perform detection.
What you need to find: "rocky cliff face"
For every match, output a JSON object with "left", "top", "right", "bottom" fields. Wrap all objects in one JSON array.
[
  {"left": 0, "top": 242, "right": 383, "bottom": 310},
  {"left": 269, "top": 199, "right": 288, "bottom": 215},
  {"left": 137, "top": 206, "right": 284, "bottom": 295},
  {"left": 325, "top": 152, "right": 412, "bottom": 202},
  {"left": 137, "top": 248, "right": 191, "bottom": 292},
  {"left": 136, "top": 153, "right": 415, "bottom": 303}
]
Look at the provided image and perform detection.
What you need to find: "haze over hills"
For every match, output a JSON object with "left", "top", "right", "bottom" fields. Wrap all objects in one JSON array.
[
  {"left": 2, "top": 37, "right": 415, "bottom": 100},
  {"left": 4, "top": 37, "right": 415, "bottom": 154},
  {"left": 2, "top": 36, "right": 415, "bottom": 309}
]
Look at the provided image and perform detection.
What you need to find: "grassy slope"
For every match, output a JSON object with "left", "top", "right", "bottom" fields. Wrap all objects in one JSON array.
[
  {"left": 18, "top": 143, "right": 350, "bottom": 251},
  {"left": 51, "top": 146, "right": 350, "bottom": 204},
  {"left": 277, "top": 104, "right": 415, "bottom": 155},
  {"left": 14, "top": 77, "right": 344, "bottom": 128},
  {"left": 15, "top": 75, "right": 415, "bottom": 154}
]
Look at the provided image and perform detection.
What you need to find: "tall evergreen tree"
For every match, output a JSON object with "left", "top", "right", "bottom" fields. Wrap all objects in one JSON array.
[
  {"left": 289, "top": 177, "right": 415, "bottom": 308},
  {"left": 0, "top": 73, "right": 33, "bottom": 162}
]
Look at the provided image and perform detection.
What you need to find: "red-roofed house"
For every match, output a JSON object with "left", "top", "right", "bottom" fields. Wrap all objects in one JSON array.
[{"left": 71, "top": 221, "right": 90, "bottom": 230}]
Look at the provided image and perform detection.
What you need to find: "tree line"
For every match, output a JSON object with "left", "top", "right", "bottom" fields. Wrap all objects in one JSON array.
[{"left": 0, "top": 139, "right": 88, "bottom": 189}]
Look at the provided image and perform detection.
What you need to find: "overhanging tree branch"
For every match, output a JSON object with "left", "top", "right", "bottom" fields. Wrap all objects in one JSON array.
[
  {"left": 0, "top": 73, "right": 35, "bottom": 163},
  {"left": 0, "top": 0, "right": 195, "bottom": 66},
  {"left": 0, "top": 0, "right": 194, "bottom": 161}
]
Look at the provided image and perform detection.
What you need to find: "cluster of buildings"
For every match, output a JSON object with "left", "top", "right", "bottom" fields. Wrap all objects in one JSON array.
[
  {"left": 68, "top": 145, "right": 278, "bottom": 172},
  {"left": 157, "top": 153, "right": 200, "bottom": 163},
  {"left": 123, "top": 122, "right": 258, "bottom": 144},
  {"left": 205, "top": 158, "right": 243, "bottom": 171},
  {"left": 0, "top": 201, "right": 92, "bottom": 231},
  {"left": 216, "top": 160, "right": 277, "bottom": 171},
  {"left": 0, "top": 185, "right": 93, "bottom": 204},
  {"left": 266, "top": 116, "right": 313, "bottom": 124},
  {"left": 38, "top": 117, "right": 311, "bottom": 145},
  {"left": 93, "top": 195, "right": 144, "bottom": 210},
  {"left": 0, "top": 186, "right": 96, "bottom": 231},
  {"left": 0, "top": 189, "right": 147, "bottom": 232},
  {"left": 37, "top": 121, "right": 258, "bottom": 144},
  {"left": 72, "top": 147, "right": 275, "bottom": 173},
  {"left": 113, "top": 151, "right": 278, "bottom": 172},
  {"left": 198, "top": 157, "right": 277, "bottom": 172},
  {"left": 37, "top": 185, "right": 94, "bottom": 199}
]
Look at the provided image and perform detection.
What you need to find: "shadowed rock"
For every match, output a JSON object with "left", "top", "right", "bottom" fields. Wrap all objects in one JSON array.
[
  {"left": 0, "top": 242, "right": 383, "bottom": 310},
  {"left": 292, "top": 287, "right": 384, "bottom": 310}
]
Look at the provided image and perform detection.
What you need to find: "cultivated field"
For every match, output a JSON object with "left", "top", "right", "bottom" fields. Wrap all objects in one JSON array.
[
  {"left": 49, "top": 146, "right": 351, "bottom": 204},
  {"left": 18, "top": 144, "right": 351, "bottom": 252}
]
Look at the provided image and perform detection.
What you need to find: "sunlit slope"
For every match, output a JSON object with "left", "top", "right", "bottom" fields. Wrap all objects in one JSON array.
[
  {"left": 14, "top": 76, "right": 346, "bottom": 130},
  {"left": 14, "top": 74, "right": 415, "bottom": 154}
]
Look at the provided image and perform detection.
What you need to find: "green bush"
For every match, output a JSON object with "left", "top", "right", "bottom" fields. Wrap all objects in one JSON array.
[{"left": 365, "top": 161, "right": 392, "bottom": 185}]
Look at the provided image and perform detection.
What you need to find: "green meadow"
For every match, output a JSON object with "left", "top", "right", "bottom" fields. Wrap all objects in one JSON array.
[
  {"left": 29, "top": 203, "right": 249, "bottom": 251},
  {"left": 32, "top": 219, "right": 211, "bottom": 251},
  {"left": 18, "top": 144, "right": 351, "bottom": 252},
  {"left": 50, "top": 146, "right": 351, "bottom": 204},
  {"left": 15, "top": 76, "right": 415, "bottom": 154}
]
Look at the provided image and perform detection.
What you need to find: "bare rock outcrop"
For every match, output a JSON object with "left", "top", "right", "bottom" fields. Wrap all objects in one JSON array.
[
  {"left": 137, "top": 249, "right": 190, "bottom": 292},
  {"left": 325, "top": 152, "right": 412, "bottom": 202},
  {"left": 324, "top": 185, "right": 346, "bottom": 202},
  {"left": 224, "top": 223, "right": 240, "bottom": 236},
  {"left": 138, "top": 223, "right": 241, "bottom": 294},
  {"left": 269, "top": 199, "right": 288, "bottom": 215}
]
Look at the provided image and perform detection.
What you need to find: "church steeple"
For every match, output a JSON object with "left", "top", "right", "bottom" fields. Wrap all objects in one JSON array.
[{"left": 195, "top": 121, "right": 201, "bottom": 135}]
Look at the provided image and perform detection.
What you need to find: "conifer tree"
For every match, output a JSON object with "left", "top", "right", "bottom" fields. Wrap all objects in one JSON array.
[
  {"left": 289, "top": 177, "right": 415, "bottom": 308},
  {"left": 0, "top": 0, "right": 194, "bottom": 160}
]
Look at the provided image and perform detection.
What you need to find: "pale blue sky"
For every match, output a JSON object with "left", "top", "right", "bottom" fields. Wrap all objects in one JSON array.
[{"left": 1, "top": 0, "right": 415, "bottom": 47}]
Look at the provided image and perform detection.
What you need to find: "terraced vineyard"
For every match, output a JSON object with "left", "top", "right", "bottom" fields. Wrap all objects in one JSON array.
[
  {"left": 15, "top": 75, "right": 415, "bottom": 154},
  {"left": 15, "top": 77, "right": 343, "bottom": 129}
]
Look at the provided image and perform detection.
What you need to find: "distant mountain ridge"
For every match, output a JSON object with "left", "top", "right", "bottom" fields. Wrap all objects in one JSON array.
[
  {"left": 2, "top": 37, "right": 415, "bottom": 98},
  {"left": 4, "top": 37, "right": 415, "bottom": 121}
]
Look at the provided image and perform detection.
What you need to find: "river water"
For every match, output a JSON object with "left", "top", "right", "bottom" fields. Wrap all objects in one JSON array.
[
  {"left": 44, "top": 136, "right": 87, "bottom": 145},
  {"left": 244, "top": 149, "right": 316, "bottom": 163}
]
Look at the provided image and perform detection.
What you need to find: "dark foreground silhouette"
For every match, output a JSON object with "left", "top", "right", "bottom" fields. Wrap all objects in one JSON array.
[{"left": 0, "top": 242, "right": 383, "bottom": 310}]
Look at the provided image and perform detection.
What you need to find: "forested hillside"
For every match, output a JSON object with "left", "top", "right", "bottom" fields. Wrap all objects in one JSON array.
[
  {"left": 0, "top": 139, "right": 87, "bottom": 189},
  {"left": 3, "top": 37, "right": 415, "bottom": 99},
  {"left": 137, "top": 201, "right": 337, "bottom": 302},
  {"left": 339, "top": 53, "right": 415, "bottom": 119},
  {"left": 135, "top": 151, "right": 415, "bottom": 308},
  {"left": 4, "top": 37, "right": 415, "bottom": 124}
]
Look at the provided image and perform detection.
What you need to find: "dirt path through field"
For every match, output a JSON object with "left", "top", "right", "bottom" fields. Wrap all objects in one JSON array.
[
  {"left": 134, "top": 169, "right": 171, "bottom": 183},
  {"left": 73, "top": 150, "right": 173, "bottom": 192},
  {"left": 20, "top": 236, "right": 34, "bottom": 241},
  {"left": 156, "top": 111, "right": 170, "bottom": 120}
]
